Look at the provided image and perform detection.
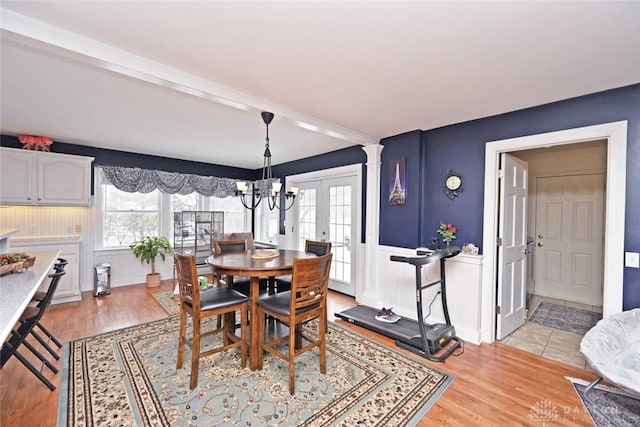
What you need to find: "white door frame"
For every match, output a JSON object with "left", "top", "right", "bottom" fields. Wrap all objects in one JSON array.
[
  {"left": 283, "top": 164, "right": 363, "bottom": 295},
  {"left": 481, "top": 121, "right": 627, "bottom": 343}
]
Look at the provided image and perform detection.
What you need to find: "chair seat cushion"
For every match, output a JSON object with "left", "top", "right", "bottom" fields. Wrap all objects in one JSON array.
[
  {"left": 185, "top": 287, "right": 248, "bottom": 311},
  {"left": 19, "top": 306, "right": 39, "bottom": 321},
  {"left": 226, "top": 277, "right": 269, "bottom": 296},
  {"left": 580, "top": 308, "right": 640, "bottom": 396},
  {"left": 257, "top": 291, "right": 319, "bottom": 316},
  {"left": 32, "top": 290, "right": 46, "bottom": 301}
]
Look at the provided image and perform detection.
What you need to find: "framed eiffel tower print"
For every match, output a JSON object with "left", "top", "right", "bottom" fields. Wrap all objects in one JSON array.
[{"left": 388, "top": 158, "right": 406, "bottom": 206}]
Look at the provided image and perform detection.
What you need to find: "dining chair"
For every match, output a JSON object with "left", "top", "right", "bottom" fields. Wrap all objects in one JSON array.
[
  {"left": 0, "top": 269, "right": 66, "bottom": 390},
  {"left": 175, "top": 253, "right": 248, "bottom": 389},
  {"left": 275, "top": 240, "right": 331, "bottom": 293},
  {"left": 213, "top": 239, "right": 269, "bottom": 296},
  {"left": 256, "top": 252, "right": 333, "bottom": 394}
]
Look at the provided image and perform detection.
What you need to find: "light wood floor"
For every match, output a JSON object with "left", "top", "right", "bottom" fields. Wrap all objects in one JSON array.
[{"left": 1, "top": 280, "right": 598, "bottom": 426}]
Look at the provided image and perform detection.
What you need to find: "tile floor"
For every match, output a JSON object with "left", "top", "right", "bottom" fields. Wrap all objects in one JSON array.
[{"left": 501, "top": 295, "right": 603, "bottom": 369}]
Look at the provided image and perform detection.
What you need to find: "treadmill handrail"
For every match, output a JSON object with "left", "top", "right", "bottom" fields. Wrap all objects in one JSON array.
[{"left": 390, "top": 247, "right": 460, "bottom": 266}]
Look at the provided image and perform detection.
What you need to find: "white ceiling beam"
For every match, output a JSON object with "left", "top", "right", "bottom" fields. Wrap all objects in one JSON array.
[{"left": 0, "top": 8, "right": 378, "bottom": 146}]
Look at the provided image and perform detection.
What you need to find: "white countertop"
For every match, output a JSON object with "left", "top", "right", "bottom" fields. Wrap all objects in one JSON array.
[
  {"left": 0, "top": 249, "right": 60, "bottom": 343},
  {"left": 11, "top": 235, "right": 81, "bottom": 245},
  {"left": 0, "top": 229, "right": 19, "bottom": 241}
]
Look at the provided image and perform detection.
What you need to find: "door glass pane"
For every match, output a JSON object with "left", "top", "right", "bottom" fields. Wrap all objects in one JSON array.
[
  {"left": 297, "top": 188, "right": 317, "bottom": 251},
  {"left": 328, "top": 184, "right": 351, "bottom": 282}
]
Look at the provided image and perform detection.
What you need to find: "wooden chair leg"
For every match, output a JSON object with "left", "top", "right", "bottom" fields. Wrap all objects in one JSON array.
[
  {"left": 176, "top": 311, "right": 186, "bottom": 370},
  {"left": 320, "top": 314, "right": 327, "bottom": 374},
  {"left": 288, "top": 322, "right": 297, "bottom": 394},
  {"left": 190, "top": 318, "right": 201, "bottom": 389},
  {"left": 256, "top": 306, "right": 265, "bottom": 371}
]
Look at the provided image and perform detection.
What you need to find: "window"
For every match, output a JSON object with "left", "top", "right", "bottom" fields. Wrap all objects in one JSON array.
[
  {"left": 255, "top": 201, "right": 280, "bottom": 244},
  {"left": 96, "top": 171, "right": 251, "bottom": 249},
  {"left": 101, "top": 185, "right": 160, "bottom": 247}
]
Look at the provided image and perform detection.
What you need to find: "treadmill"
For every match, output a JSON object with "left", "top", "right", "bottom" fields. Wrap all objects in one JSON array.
[{"left": 336, "top": 246, "right": 462, "bottom": 362}]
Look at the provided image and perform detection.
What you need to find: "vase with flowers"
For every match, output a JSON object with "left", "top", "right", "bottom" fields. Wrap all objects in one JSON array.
[{"left": 437, "top": 222, "right": 457, "bottom": 247}]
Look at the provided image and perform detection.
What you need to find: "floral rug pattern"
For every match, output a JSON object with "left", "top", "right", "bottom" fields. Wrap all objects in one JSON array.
[
  {"left": 152, "top": 290, "right": 179, "bottom": 315},
  {"left": 59, "top": 317, "right": 454, "bottom": 426},
  {"left": 529, "top": 302, "right": 601, "bottom": 335},
  {"left": 569, "top": 377, "right": 640, "bottom": 426}
]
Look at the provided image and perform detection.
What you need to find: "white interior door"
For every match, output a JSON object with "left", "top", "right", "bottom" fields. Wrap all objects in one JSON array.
[
  {"left": 496, "top": 153, "right": 528, "bottom": 340},
  {"left": 534, "top": 174, "right": 604, "bottom": 305},
  {"left": 295, "top": 176, "right": 356, "bottom": 296}
]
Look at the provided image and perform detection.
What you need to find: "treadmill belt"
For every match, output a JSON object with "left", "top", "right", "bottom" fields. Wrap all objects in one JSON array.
[{"left": 335, "top": 305, "right": 423, "bottom": 345}]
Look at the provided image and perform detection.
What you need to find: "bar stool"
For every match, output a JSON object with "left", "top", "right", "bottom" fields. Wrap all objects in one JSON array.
[
  {"left": 1, "top": 269, "right": 66, "bottom": 390},
  {"left": 29, "top": 258, "right": 68, "bottom": 359},
  {"left": 275, "top": 240, "right": 331, "bottom": 292}
]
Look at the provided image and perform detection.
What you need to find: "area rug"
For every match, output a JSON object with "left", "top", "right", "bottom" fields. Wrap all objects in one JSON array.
[
  {"left": 152, "top": 290, "right": 179, "bottom": 315},
  {"left": 529, "top": 302, "right": 601, "bottom": 335},
  {"left": 568, "top": 377, "right": 640, "bottom": 426},
  {"left": 57, "top": 317, "right": 454, "bottom": 426}
]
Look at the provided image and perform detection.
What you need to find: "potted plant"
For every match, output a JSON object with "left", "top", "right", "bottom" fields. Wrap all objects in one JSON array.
[{"left": 129, "top": 236, "right": 172, "bottom": 287}]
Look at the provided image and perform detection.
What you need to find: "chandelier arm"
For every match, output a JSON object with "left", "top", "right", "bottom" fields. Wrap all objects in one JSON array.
[{"left": 236, "top": 111, "right": 296, "bottom": 212}]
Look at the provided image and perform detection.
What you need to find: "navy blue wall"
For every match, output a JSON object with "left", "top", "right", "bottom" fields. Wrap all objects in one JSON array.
[
  {"left": 379, "top": 130, "right": 424, "bottom": 248},
  {"left": 0, "top": 135, "right": 256, "bottom": 193},
  {"left": 379, "top": 84, "right": 640, "bottom": 309},
  {"left": 272, "top": 145, "right": 367, "bottom": 237},
  {"left": 1, "top": 135, "right": 368, "bottom": 239}
]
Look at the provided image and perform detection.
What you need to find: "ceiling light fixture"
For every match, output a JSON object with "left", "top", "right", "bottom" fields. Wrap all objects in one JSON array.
[{"left": 235, "top": 111, "right": 298, "bottom": 211}]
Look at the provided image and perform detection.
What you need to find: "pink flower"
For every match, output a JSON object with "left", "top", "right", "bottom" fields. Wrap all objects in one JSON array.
[{"left": 18, "top": 135, "right": 53, "bottom": 152}]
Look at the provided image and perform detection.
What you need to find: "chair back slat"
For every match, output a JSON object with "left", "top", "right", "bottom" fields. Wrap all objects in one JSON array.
[
  {"left": 214, "top": 239, "right": 248, "bottom": 256},
  {"left": 290, "top": 253, "right": 332, "bottom": 313},
  {"left": 174, "top": 253, "right": 200, "bottom": 310},
  {"left": 305, "top": 240, "right": 331, "bottom": 256}
]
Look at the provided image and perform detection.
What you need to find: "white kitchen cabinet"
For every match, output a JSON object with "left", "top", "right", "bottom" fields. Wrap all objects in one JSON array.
[
  {"left": 11, "top": 237, "right": 81, "bottom": 304},
  {"left": 0, "top": 147, "right": 94, "bottom": 206}
]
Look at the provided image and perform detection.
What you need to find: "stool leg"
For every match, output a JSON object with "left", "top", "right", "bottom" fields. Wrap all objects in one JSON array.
[
  {"left": 36, "top": 321, "right": 63, "bottom": 348},
  {"left": 2, "top": 342, "right": 56, "bottom": 391},
  {"left": 21, "top": 338, "right": 58, "bottom": 373},
  {"left": 29, "top": 328, "right": 60, "bottom": 360}
]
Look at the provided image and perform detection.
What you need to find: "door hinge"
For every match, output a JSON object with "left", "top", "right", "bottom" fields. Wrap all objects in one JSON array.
[
  {"left": 498, "top": 169, "right": 505, "bottom": 179},
  {"left": 496, "top": 305, "right": 501, "bottom": 314},
  {"left": 496, "top": 236, "right": 503, "bottom": 246}
]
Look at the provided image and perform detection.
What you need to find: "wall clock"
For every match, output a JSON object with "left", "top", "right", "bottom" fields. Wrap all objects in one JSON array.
[{"left": 443, "top": 169, "right": 463, "bottom": 199}]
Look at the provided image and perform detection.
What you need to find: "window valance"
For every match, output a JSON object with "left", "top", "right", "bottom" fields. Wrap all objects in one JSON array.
[
  {"left": 99, "top": 166, "right": 278, "bottom": 198},
  {"left": 100, "top": 166, "right": 239, "bottom": 197}
]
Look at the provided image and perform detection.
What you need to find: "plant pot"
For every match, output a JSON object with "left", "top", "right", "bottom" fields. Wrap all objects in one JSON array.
[{"left": 146, "top": 273, "right": 161, "bottom": 287}]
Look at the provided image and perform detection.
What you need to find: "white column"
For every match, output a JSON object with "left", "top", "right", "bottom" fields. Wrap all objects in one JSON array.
[{"left": 360, "top": 144, "right": 383, "bottom": 305}]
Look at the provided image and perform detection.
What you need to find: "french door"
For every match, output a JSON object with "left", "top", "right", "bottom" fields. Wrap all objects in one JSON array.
[{"left": 295, "top": 175, "right": 356, "bottom": 296}]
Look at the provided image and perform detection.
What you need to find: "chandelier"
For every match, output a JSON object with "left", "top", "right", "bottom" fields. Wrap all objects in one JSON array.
[{"left": 235, "top": 111, "right": 298, "bottom": 211}]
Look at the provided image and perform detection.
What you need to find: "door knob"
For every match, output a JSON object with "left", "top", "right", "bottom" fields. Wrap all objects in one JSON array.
[{"left": 537, "top": 242, "right": 543, "bottom": 247}]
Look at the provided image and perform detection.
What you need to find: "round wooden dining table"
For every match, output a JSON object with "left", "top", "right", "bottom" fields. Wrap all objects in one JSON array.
[{"left": 208, "top": 249, "right": 314, "bottom": 370}]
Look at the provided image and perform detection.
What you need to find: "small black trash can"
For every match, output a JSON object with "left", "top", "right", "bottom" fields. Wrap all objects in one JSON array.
[{"left": 94, "top": 263, "right": 111, "bottom": 296}]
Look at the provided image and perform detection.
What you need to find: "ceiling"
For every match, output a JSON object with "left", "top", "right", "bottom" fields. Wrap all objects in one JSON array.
[{"left": 1, "top": 1, "right": 639, "bottom": 170}]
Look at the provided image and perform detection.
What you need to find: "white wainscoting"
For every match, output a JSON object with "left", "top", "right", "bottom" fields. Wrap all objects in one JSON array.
[
  {"left": 369, "top": 246, "right": 483, "bottom": 344},
  {"left": 93, "top": 249, "right": 175, "bottom": 289},
  {"left": 3, "top": 205, "right": 95, "bottom": 293}
]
